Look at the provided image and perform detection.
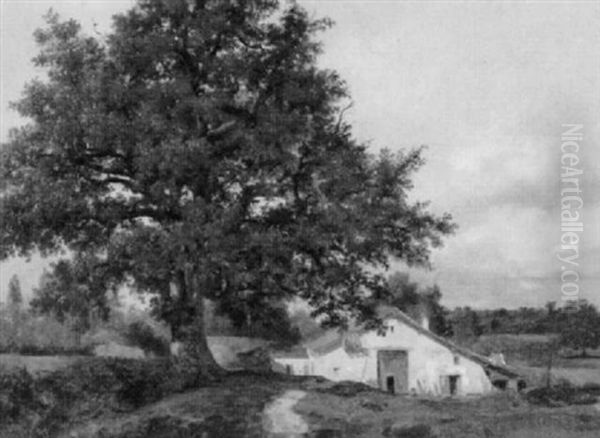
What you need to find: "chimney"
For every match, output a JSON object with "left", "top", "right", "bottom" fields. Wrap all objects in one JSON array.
[{"left": 416, "top": 303, "right": 430, "bottom": 331}]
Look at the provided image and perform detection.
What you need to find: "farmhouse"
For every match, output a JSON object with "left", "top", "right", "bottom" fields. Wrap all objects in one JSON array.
[{"left": 272, "top": 308, "right": 521, "bottom": 396}]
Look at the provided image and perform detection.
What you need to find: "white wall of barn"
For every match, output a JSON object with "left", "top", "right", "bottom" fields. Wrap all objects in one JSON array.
[
  {"left": 273, "top": 318, "right": 493, "bottom": 396},
  {"left": 359, "top": 319, "right": 493, "bottom": 395},
  {"left": 310, "top": 347, "right": 367, "bottom": 382},
  {"left": 272, "top": 357, "right": 311, "bottom": 375}
]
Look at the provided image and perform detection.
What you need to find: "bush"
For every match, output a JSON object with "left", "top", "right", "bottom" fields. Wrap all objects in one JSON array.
[
  {"left": 384, "top": 424, "right": 437, "bottom": 438},
  {"left": 318, "top": 381, "right": 375, "bottom": 397},
  {"left": 0, "top": 367, "right": 35, "bottom": 421},
  {"left": 109, "top": 358, "right": 197, "bottom": 407},
  {"left": 45, "top": 357, "right": 202, "bottom": 408},
  {"left": 125, "top": 321, "right": 170, "bottom": 357},
  {"left": 0, "top": 356, "right": 206, "bottom": 436},
  {"left": 526, "top": 383, "right": 598, "bottom": 407},
  {"left": 0, "top": 310, "right": 84, "bottom": 355},
  {"left": 468, "top": 334, "right": 553, "bottom": 365},
  {"left": 582, "top": 382, "right": 600, "bottom": 394}
]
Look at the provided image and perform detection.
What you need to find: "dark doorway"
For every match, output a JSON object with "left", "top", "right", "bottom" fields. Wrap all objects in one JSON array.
[
  {"left": 449, "top": 375, "right": 459, "bottom": 396},
  {"left": 386, "top": 376, "right": 395, "bottom": 394},
  {"left": 492, "top": 379, "right": 507, "bottom": 390},
  {"left": 286, "top": 365, "right": 292, "bottom": 375},
  {"left": 377, "top": 350, "right": 408, "bottom": 394}
]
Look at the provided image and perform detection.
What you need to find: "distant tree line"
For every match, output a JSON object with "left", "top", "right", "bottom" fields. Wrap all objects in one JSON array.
[
  {"left": 462, "top": 300, "right": 598, "bottom": 333},
  {"left": 452, "top": 301, "right": 600, "bottom": 357},
  {"left": 1, "top": 272, "right": 170, "bottom": 356},
  {"left": 0, "top": 274, "right": 85, "bottom": 355},
  {"left": 463, "top": 303, "right": 558, "bottom": 335},
  {"left": 368, "top": 273, "right": 600, "bottom": 358}
]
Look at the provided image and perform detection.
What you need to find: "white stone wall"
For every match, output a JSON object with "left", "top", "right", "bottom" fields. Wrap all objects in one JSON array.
[
  {"left": 273, "top": 357, "right": 311, "bottom": 375},
  {"left": 309, "top": 347, "right": 368, "bottom": 382}
]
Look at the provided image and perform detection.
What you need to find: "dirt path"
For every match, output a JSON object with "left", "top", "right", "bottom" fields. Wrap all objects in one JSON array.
[{"left": 262, "top": 389, "right": 309, "bottom": 437}]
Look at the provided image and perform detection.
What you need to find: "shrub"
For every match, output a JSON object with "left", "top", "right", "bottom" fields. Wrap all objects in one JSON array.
[
  {"left": 44, "top": 357, "right": 202, "bottom": 408},
  {"left": 526, "top": 383, "right": 598, "bottom": 407},
  {"left": 0, "top": 310, "right": 86, "bottom": 355},
  {"left": 468, "top": 334, "right": 553, "bottom": 365},
  {"left": 0, "top": 367, "right": 35, "bottom": 421},
  {"left": 125, "top": 321, "right": 170, "bottom": 357},
  {"left": 318, "top": 381, "right": 375, "bottom": 397},
  {"left": 0, "top": 356, "right": 205, "bottom": 436},
  {"left": 582, "top": 382, "right": 600, "bottom": 394},
  {"left": 385, "top": 424, "right": 437, "bottom": 438}
]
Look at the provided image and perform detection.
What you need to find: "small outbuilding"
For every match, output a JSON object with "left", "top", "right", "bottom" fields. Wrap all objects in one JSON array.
[{"left": 272, "top": 308, "right": 521, "bottom": 396}]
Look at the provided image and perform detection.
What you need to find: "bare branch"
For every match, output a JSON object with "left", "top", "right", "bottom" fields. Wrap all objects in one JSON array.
[{"left": 335, "top": 101, "right": 353, "bottom": 133}]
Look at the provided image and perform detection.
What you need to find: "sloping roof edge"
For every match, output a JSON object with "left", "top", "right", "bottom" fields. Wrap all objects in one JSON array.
[
  {"left": 379, "top": 307, "right": 521, "bottom": 379},
  {"left": 309, "top": 333, "right": 345, "bottom": 355}
]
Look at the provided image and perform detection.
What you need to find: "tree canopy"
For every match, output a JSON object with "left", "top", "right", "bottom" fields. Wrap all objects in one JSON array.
[
  {"left": 558, "top": 300, "right": 600, "bottom": 357},
  {"left": 383, "top": 272, "right": 452, "bottom": 337},
  {"left": 449, "top": 307, "right": 483, "bottom": 343},
  {"left": 1, "top": 0, "right": 454, "bottom": 369}
]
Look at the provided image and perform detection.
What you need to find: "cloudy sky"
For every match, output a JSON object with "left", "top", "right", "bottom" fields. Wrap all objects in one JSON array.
[{"left": 1, "top": 0, "right": 599, "bottom": 309}]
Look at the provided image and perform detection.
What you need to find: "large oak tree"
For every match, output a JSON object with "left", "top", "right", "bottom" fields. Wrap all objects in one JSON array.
[{"left": 1, "top": 0, "right": 454, "bottom": 373}]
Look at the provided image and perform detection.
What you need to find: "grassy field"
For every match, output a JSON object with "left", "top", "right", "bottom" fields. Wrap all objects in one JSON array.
[
  {"left": 514, "top": 364, "right": 600, "bottom": 387},
  {"left": 467, "top": 334, "right": 600, "bottom": 388},
  {"left": 548, "top": 356, "right": 600, "bottom": 370},
  {"left": 470, "top": 334, "right": 600, "bottom": 365},
  {"left": 506, "top": 427, "right": 599, "bottom": 438},
  {"left": 0, "top": 353, "right": 86, "bottom": 374}
]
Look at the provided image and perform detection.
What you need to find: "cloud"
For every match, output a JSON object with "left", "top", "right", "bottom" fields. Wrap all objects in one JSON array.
[{"left": 307, "top": 1, "right": 600, "bottom": 308}]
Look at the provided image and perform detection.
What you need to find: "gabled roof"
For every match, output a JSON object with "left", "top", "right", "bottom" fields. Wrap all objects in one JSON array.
[
  {"left": 301, "top": 328, "right": 369, "bottom": 357},
  {"left": 305, "top": 330, "right": 344, "bottom": 355},
  {"left": 274, "top": 328, "right": 368, "bottom": 359}
]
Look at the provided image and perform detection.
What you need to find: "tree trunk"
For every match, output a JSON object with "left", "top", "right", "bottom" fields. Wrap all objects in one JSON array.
[{"left": 179, "top": 265, "right": 224, "bottom": 379}]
